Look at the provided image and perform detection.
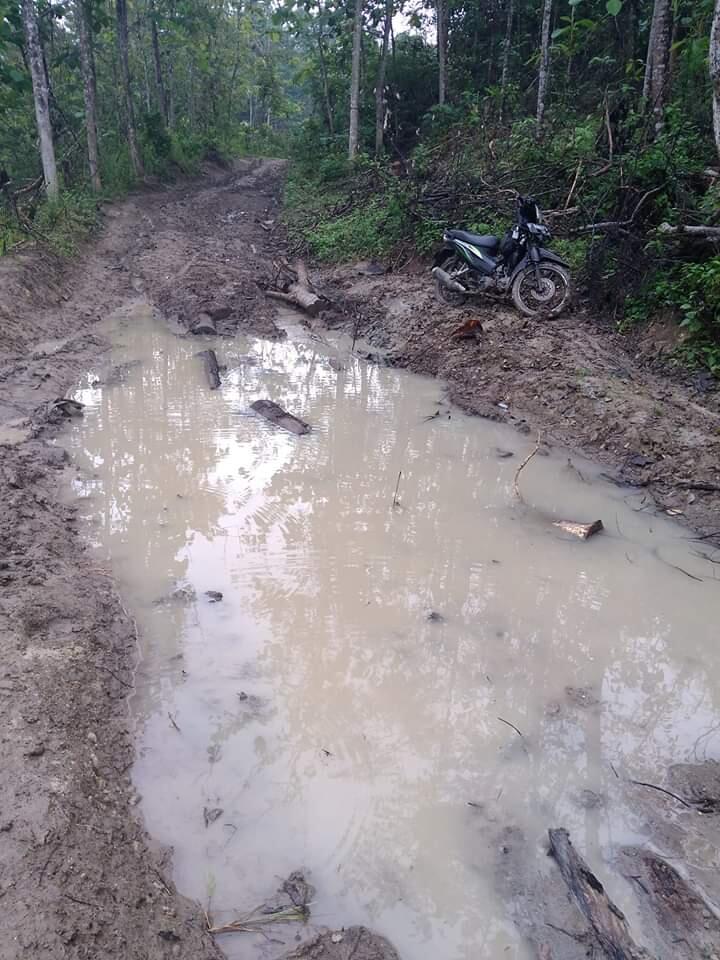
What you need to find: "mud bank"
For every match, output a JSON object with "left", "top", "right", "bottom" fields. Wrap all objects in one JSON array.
[
  {"left": 317, "top": 263, "right": 720, "bottom": 541},
  {"left": 0, "top": 158, "right": 287, "bottom": 960}
]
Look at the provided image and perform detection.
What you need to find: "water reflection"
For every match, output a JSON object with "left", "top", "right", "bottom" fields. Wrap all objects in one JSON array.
[{"left": 64, "top": 304, "right": 720, "bottom": 960}]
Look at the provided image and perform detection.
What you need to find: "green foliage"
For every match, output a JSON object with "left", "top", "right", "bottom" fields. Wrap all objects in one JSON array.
[
  {"left": 626, "top": 258, "right": 720, "bottom": 372},
  {"left": 33, "top": 190, "right": 100, "bottom": 255}
]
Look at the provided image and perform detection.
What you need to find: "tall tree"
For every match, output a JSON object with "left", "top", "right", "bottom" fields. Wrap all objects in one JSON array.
[
  {"left": 643, "top": 0, "right": 673, "bottom": 133},
  {"left": 711, "top": 0, "right": 720, "bottom": 161},
  {"left": 348, "top": 0, "right": 363, "bottom": 157},
  {"left": 375, "top": 0, "right": 392, "bottom": 156},
  {"left": 150, "top": 0, "right": 169, "bottom": 125},
  {"left": 436, "top": 0, "right": 448, "bottom": 105},
  {"left": 116, "top": 0, "right": 143, "bottom": 177},
  {"left": 20, "top": 0, "right": 59, "bottom": 198},
  {"left": 536, "top": 0, "right": 553, "bottom": 135},
  {"left": 499, "top": 0, "right": 514, "bottom": 122},
  {"left": 75, "top": 0, "right": 101, "bottom": 192}
]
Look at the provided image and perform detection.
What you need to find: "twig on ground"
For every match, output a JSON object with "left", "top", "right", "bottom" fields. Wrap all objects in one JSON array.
[
  {"left": 629, "top": 779, "right": 691, "bottom": 808},
  {"left": 514, "top": 432, "right": 542, "bottom": 501}
]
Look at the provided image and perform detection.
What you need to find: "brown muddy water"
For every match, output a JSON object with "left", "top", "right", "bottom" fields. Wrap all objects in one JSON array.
[{"left": 62, "top": 300, "right": 720, "bottom": 959}]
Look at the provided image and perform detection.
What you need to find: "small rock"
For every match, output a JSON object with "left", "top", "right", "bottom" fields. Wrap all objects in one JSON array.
[
  {"left": 158, "top": 930, "right": 181, "bottom": 942},
  {"left": 0, "top": 821, "right": 13, "bottom": 833},
  {"left": 575, "top": 789, "right": 605, "bottom": 810},
  {"left": 203, "top": 807, "right": 223, "bottom": 827},
  {"left": 25, "top": 742, "right": 45, "bottom": 758},
  {"left": 495, "top": 448, "right": 515, "bottom": 459},
  {"left": 205, "top": 590, "right": 223, "bottom": 602},
  {"left": 426, "top": 611, "right": 445, "bottom": 623}
]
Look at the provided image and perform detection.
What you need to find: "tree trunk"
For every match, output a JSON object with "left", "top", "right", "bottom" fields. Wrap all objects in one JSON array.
[
  {"left": 711, "top": 0, "right": 720, "bottom": 162},
  {"left": 348, "top": 0, "right": 363, "bottom": 158},
  {"left": 75, "top": 0, "right": 101, "bottom": 192},
  {"left": 317, "top": 35, "right": 335, "bottom": 135},
  {"left": 21, "top": 0, "right": 59, "bottom": 199},
  {"left": 436, "top": 0, "right": 449, "bottom": 105},
  {"left": 536, "top": 0, "right": 553, "bottom": 136},
  {"left": 643, "top": 0, "right": 672, "bottom": 134},
  {"left": 116, "top": 0, "right": 143, "bottom": 178},
  {"left": 499, "top": 0, "right": 514, "bottom": 121},
  {"left": 150, "top": 2, "right": 169, "bottom": 125},
  {"left": 374, "top": 0, "right": 392, "bottom": 157}
]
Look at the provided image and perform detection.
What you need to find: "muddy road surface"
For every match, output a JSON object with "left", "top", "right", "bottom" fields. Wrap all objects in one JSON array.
[
  {"left": 2, "top": 158, "right": 720, "bottom": 960},
  {"left": 0, "top": 158, "right": 285, "bottom": 960}
]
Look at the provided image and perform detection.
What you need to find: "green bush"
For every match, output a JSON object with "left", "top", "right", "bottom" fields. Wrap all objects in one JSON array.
[{"left": 625, "top": 257, "right": 720, "bottom": 372}]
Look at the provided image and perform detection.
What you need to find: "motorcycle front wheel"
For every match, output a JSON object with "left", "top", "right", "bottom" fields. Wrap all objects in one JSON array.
[
  {"left": 434, "top": 254, "right": 468, "bottom": 307},
  {"left": 511, "top": 263, "right": 570, "bottom": 317}
]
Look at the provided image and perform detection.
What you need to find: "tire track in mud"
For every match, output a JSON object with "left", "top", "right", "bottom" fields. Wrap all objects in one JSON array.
[{"left": 0, "top": 158, "right": 288, "bottom": 960}]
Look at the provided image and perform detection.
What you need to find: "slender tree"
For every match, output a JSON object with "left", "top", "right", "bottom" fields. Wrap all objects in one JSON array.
[
  {"left": 536, "top": 0, "right": 553, "bottom": 135},
  {"left": 643, "top": 0, "right": 673, "bottom": 134},
  {"left": 75, "top": 0, "right": 101, "bottom": 192},
  {"left": 150, "top": 0, "right": 169, "bottom": 125},
  {"left": 375, "top": 0, "right": 392, "bottom": 156},
  {"left": 711, "top": 0, "right": 720, "bottom": 161},
  {"left": 348, "top": 0, "right": 363, "bottom": 158},
  {"left": 116, "top": 0, "right": 143, "bottom": 177},
  {"left": 21, "top": 0, "right": 59, "bottom": 198},
  {"left": 436, "top": 0, "right": 448, "bottom": 105},
  {"left": 499, "top": 0, "right": 514, "bottom": 122}
]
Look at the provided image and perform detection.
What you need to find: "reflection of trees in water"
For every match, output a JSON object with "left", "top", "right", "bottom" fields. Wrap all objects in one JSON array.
[
  {"left": 70, "top": 326, "right": 720, "bottom": 956},
  {"left": 222, "top": 352, "right": 720, "bottom": 944}
]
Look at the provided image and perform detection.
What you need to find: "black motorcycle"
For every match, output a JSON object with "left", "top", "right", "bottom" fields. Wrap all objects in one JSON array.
[{"left": 432, "top": 196, "right": 570, "bottom": 317}]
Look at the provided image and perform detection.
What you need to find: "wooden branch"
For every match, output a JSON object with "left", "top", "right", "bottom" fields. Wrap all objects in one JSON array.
[
  {"left": 196, "top": 349, "right": 221, "bottom": 389},
  {"left": 548, "top": 829, "right": 654, "bottom": 960},
  {"left": 656, "top": 222, "right": 720, "bottom": 239},
  {"left": 266, "top": 259, "right": 325, "bottom": 316}
]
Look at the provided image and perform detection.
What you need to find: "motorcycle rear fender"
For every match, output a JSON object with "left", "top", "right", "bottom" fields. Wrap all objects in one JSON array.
[{"left": 509, "top": 247, "right": 569, "bottom": 284}]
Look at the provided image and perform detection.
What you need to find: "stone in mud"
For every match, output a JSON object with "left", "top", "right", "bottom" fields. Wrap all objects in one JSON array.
[
  {"left": 284, "top": 927, "right": 400, "bottom": 960},
  {"left": 426, "top": 611, "right": 445, "bottom": 623},
  {"left": 356, "top": 260, "right": 387, "bottom": 277},
  {"left": 667, "top": 760, "right": 720, "bottom": 813},
  {"left": 205, "top": 590, "right": 223, "bottom": 602},
  {"left": 565, "top": 685, "right": 599, "bottom": 708},
  {"left": 207, "top": 305, "right": 233, "bottom": 322}
]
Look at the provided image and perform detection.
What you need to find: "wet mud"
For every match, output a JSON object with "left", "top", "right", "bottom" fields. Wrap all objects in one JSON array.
[{"left": 2, "top": 159, "right": 720, "bottom": 960}]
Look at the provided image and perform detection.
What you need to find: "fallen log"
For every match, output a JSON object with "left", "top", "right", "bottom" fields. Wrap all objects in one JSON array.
[
  {"left": 657, "top": 222, "right": 720, "bottom": 240},
  {"left": 196, "top": 349, "right": 221, "bottom": 390},
  {"left": 251, "top": 400, "right": 310, "bottom": 435},
  {"left": 548, "top": 828, "right": 654, "bottom": 960},
  {"left": 266, "top": 260, "right": 324, "bottom": 316}
]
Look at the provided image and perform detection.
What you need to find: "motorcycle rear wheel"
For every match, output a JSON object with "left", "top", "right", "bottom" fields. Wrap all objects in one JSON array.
[
  {"left": 511, "top": 263, "right": 570, "bottom": 317},
  {"left": 434, "top": 254, "right": 468, "bottom": 307}
]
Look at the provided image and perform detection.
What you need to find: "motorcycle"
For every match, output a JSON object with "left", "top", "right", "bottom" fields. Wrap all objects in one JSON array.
[{"left": 432, "top": 196, "right": 571, "bottom": 317}]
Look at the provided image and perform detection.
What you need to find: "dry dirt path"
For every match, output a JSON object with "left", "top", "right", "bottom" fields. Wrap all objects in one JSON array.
[{"left": 0, "top": 158, "right": 285, "bottom": 960}]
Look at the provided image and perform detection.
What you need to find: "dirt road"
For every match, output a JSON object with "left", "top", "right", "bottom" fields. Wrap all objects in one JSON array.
[
  {"left": 2, "top": 157, "right": 720, "bottom": 960},
  {"left": 0, "top": 158, "right": 284, "bottom": 960}
]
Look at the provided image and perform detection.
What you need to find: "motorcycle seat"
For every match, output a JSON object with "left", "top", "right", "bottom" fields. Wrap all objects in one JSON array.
[{"left": 446, "top": 230, "right": 500, "bottom": 252}]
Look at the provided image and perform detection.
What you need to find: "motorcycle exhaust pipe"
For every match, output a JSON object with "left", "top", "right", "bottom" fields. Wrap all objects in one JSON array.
[{"left": 433, "top": 266, "right": 467, "bottom": 294}]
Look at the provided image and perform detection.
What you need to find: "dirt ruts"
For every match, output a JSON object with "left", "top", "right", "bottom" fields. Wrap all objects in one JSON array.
[{"left": 0, "top": 158, "right": 286, "bottom": 960}]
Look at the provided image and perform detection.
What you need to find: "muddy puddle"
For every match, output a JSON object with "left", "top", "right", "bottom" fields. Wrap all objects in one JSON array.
[{"left": 62, "top": 299, "right": 720, "bottom": 959}]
